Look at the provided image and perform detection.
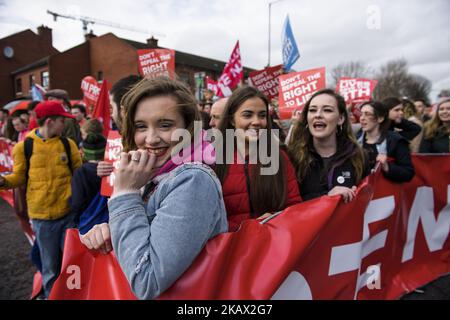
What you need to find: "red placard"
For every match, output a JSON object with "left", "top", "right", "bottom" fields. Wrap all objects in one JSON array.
[
  {"left": 100, "top": 131, "right": 123, "bottom": 197},
  {"left": 248, "top": 64, "right": 284, "bottom": 100},
  {"left": 336, "top": 78, "right": 378, "bottom": 104},
  {"left": 278, "top": 67, "right": 326, "bottom": 119},
  {"left": 206, "top": 76, "right": 218, "bottom": 96},
  {"left": 80, "top": 76, "right": 101, "bottom": 112},
  {"left": 137, "top": 49, "right": 175, "bottom": 79}
]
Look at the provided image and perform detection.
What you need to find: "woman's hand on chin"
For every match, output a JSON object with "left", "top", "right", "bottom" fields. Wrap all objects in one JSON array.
[{"left": 114, "top": 150, "right": 157, "bottom": 193}]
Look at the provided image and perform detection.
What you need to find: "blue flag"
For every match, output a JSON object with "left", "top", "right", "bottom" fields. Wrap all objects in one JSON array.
[{"left": 282, "top": 15, "right": 300, "bottom": 71}]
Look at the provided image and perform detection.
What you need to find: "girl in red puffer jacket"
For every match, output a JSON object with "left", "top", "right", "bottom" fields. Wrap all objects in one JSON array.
[{"left": 214, "top": 86, "right": 301, "bottom": 231}]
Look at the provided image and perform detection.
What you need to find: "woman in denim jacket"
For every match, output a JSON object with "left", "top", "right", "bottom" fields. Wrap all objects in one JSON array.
[{"left": 107, "top": 77, "right": 228, "bottom": 299}]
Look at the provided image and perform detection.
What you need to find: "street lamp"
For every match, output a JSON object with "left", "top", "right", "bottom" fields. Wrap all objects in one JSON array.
[{"left": 268, "top": 0, "right": 284, "bottom": 67}]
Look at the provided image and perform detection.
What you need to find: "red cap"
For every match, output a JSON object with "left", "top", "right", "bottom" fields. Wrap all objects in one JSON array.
[{"left": 35, "top": 101, "right": 75, "bottom": 120}]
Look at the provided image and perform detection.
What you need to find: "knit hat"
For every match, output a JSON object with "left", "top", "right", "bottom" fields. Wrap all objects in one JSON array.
[{"left": 82, "top": 133, "right": 106, "bottom": 161}]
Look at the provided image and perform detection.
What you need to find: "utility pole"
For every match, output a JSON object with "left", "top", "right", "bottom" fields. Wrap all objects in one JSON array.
[{"left": 268, "top": 0, "right": 284, "bottom": 67}]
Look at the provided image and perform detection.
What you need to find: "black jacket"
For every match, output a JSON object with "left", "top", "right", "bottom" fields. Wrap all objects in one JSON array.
[
  {"left": 70, "top": 162, "right": 102, "bottom": 218},
  {"left": 390, "top": 118, "right": 422, "bottom": 141},
  {"left": 300, "top": 148, "right": 370, "bottom": 201},
  {"left": 419, "top": 130, "right": 449, "bottom": 153},
  {"left": 358, "top": 131, "right": 415, "bottom": 183}
]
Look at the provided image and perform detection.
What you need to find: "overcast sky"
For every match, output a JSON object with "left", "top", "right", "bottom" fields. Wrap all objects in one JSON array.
[{"left": 1, "top": 0, "right": 449, "bottom": 101}]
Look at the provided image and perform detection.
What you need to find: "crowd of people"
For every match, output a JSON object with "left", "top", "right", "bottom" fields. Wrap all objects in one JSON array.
[{"left": 0, "top": 75, "right": 449, "bottom": 300}]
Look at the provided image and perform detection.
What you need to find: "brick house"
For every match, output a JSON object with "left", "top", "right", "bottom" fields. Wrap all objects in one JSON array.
[
  {"left": 4, "top": 29, "right": 254, "bottom": 104},
  {"left": 0, "top": 26, "right": 58, "bottom": 107}
]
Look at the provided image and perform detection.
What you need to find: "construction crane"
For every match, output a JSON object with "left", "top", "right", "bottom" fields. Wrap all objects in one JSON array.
[{"left": 47, "top": 10, "right": 164, "bottom": 38}]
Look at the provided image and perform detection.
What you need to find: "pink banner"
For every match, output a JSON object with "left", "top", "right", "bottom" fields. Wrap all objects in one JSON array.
[
  {"left": 336, "top": 78, "right": 378, "bottom": 104},
  {"left": 49, "top": 155, "right": 450, "bottom": 300}
]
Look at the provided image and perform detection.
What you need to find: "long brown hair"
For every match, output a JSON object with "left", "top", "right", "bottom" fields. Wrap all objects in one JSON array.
[
  {"left": 423, "top": 98, "right": 450, "bottom": 139},
  {"left": 214, "top": 86, "right": 287, "bottom": 217},
  {"left": 120, "top": 77, "right": 201, "bottom": 152},
  {"left": 288, "top": 89, "right": 366, "bottom": 185}
]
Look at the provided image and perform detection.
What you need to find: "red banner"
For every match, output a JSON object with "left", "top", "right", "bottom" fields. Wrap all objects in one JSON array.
[
  {"left": 80, "top": 76, "right": 101, "bottom": 113},
  {"left": 137, "top": 49, "right": 175, "bottom": 79},
  {"left": 49, "top": 155, "right": 450, "bottom": 300},
  {"left": 278, "top": 67, "right": 326, "bottom": 120},
  {"left": 248, "top": 65, "right": 284, "bottom": 101},
  {"left": 336, "top": 78, "right": 378, "bottom": 104},
  {"left": 217, "top": 41, "right": 243, "bottom": 97},
  {"left": 100, "top": 130, "right": 122, "bottom": 197}
]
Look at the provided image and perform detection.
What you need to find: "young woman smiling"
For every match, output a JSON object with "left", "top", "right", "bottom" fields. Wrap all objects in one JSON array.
[
  {"left": 214, "top": 86, "right": 301, "bottom": 231},
  {"left": 289, "top": 89, "right": 369, "bottom": 203},
  {"left": 107, "top": 77, "right": 228, "bottom": 299},
  {"left": 419, "top": 99, "right": 450, "bottom": 153}
]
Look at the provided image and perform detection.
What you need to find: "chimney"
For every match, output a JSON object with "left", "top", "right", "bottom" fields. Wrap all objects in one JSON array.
[
  {"left": 147, "top": 36, "right": 158, "bottom": 48},
  {"left": 37, "top": 25, "right": 53, "bottom": 48},
  {"left": 85, "top": 30, "right": 97, "bottom": 41}
]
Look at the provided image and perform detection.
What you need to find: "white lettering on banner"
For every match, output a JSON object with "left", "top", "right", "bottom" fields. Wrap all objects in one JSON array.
[
  {"left": 107, "top": 147, "right": 121, "bottom": 162},
  {"left": 366, "top": 264, "right": 381, "bottom": 290},
  {"left": 271, "top": 271, "right": 313, "bottom": 300},
  {"left": 143, "top": 61, "right": 169, "bottom": 76},
  {"left": 108, "top": 171, "right": 116, "bottom": 187},
  {"left": 328, "top": 196, "right": 395, "bottom": 298},
  {"left": 66, "top": 265, "right": 81, "bottom": 290},
  {"left": 402, "top": 186, "right": 450, "bottom": 262}
]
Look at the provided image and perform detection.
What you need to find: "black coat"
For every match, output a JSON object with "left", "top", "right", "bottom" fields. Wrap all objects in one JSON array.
[
  {"left": 358, "top": 131, "right": 415, "bottom": 183},
  {"left": 300, "top": 148, "right": 370, "bottom": 201},
  {"left": 70, "top": 162, "right": 102, "bottom": 218},
  {"left": 390, "top": 118, "right": 422, "bottom": 141},
  {"left": 419, "top": 130, "right": 449, "bottom": 153}
]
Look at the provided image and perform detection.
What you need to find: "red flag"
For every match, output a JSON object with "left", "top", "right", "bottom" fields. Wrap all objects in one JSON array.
[
  {"left": 92, "top": 80, "right": 111, "bottom": 137},
  {"left": 217, "top": 41, "right": 243, "bottom": 97}
]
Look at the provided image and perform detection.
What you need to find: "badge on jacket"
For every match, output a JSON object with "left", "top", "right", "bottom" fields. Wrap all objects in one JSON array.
[{"left": 337, "top": 171, "right": 351, "bottom": 184}]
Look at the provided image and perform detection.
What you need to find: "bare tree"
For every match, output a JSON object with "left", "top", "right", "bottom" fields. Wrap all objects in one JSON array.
[
  {"left": 403, "top": 74, "right": 432, "bottom": 102},
  {"left": 438, "top": 89, "right": 450, "bottom": 98},
  {"left": 331, "top": 61, "right": 372, "bottom": 88},
  {"left": 373, "top": 59, "right": 410, "bottom": 100}
]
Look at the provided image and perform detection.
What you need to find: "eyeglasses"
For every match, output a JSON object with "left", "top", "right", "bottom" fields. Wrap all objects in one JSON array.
[{"left": 360, "top": 112, "right": 375, "bottom": 118}]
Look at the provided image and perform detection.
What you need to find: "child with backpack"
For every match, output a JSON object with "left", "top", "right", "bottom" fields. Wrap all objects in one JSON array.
[{"left": 0, "top": 100, "right": 82, "bottom": 298}]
